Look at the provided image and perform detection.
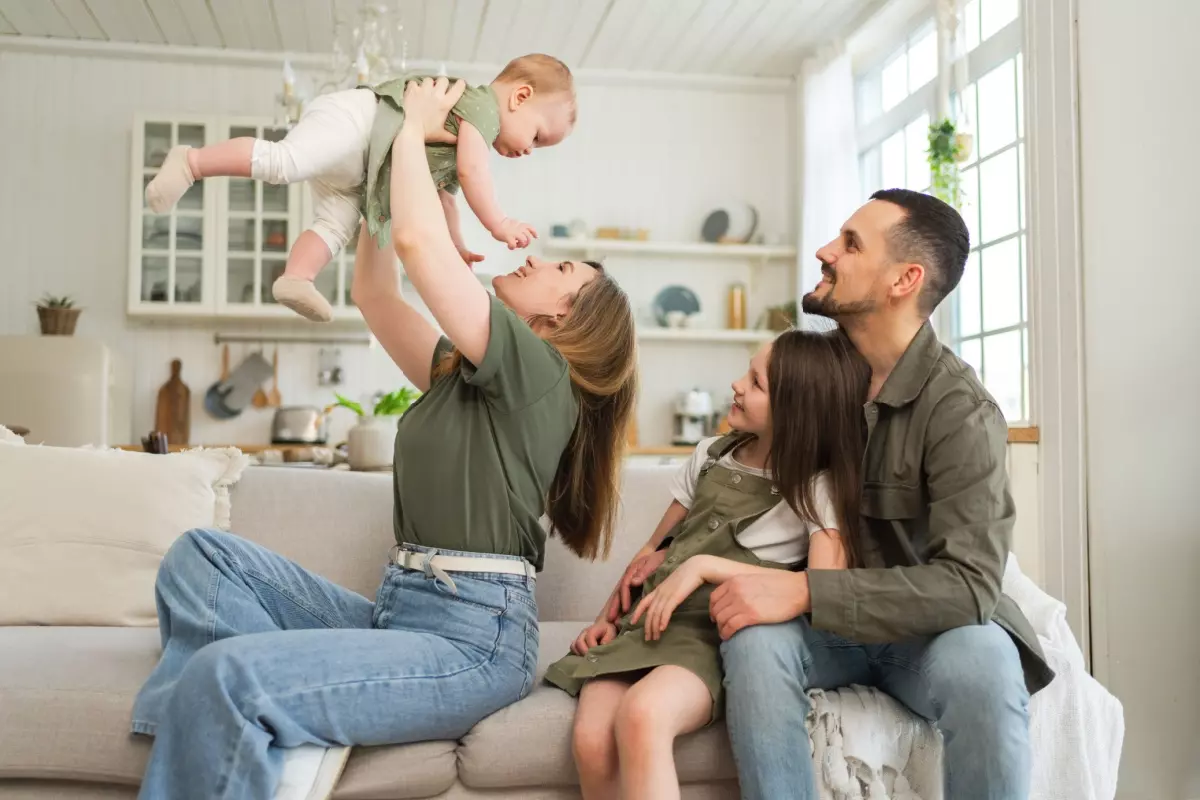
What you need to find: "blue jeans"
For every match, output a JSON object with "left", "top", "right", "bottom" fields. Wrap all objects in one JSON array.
[
  {"left": 721, "top": 617, "right": 1030, "bottom": 800},
  {"left": 131, "top": 528, "right": 538, "bottom": 800}
]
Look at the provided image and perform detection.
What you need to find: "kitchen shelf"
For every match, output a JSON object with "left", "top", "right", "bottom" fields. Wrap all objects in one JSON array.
[
  {"left": 637, "top": 327, "right": 775, "bottom": 344},
  {"left": 543, "top": 237, "right": 796, "bottom": 260}
]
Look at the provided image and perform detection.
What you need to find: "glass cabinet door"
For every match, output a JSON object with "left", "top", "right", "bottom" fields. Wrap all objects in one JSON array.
[
  {"left": 221, "top": 124, "right": 298, "bottom": 313},
  {"left": 136, "top": 121, "right": 209, "bottom": 307}
]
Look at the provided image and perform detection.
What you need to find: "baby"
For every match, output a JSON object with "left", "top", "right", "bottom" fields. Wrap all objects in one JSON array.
[{"left": 145, "top": 54, "right": 577, "bottom": 322}]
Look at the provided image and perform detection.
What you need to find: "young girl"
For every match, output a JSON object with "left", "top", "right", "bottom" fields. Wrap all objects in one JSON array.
[
  {"left": 544, "top": 328, "right": 871, "bottom": 800},
  {"left": 144, "top": 54, "right": 576, "bottom": 322}
]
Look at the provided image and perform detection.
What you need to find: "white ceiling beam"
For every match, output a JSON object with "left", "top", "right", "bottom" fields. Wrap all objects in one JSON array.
[
  {"left": 656, "top": 0, "right": 734, "bottom": 73},
  {"left": 0, "top": 0, "right": 75, "bottom": 37},
  {"left": 626, "top": 0, "right": 704, "bottom": 72},
  {"left": 681, "top": 0, "right": 767, "bottom": 74},
  {"left": 473, "top": 0, "right": 519, "bottom": 66},
  {"left": 208, "top": 0, "right": 252, "bottom": 50},
  {"left": 709, "top": 0, "right": 795, "bottom": 75},
  {"left": 579, "top": 0, "right": 640, "bottom": 69},
  {"left": 519, "top": 0, "right": 571, "bottom": 61},
  {"left": 175, "top": 0, "right": 224, "bottom": 48},
  {"left": 419, "top": 0, "right": 455, "bottom": 62},
  {"left": 239, "top": 0, "right": 280, "bottom": 51},
  {"left": 559, "top": 0, "right": 613, "bottom": 67},
  {"left": 272, "top": 0, "right": 309, "bottom": 52},
  {"left": 395, "top": 0, "right": 426, "bottom": 65},
  {"left": 144, "top": 0, "right": 196, "bottom": 46},
  {"left": 740, "top": 0, "right": 825, "bottom": 77},
  {"left": 447, "top": 0, "right": 486, "bottom": 63},
  {"left": 0, "top": 8, "right": 14, "bottom": 35},
  {"left": 604, "top": 0, "right": 673, "bottom": 71},
  {"left": 51, "top": 0, "right": 105, "bottom": 39},
  {"left": 300, "top": 0, "right": 332, "bottom": 53},
  {"left": 79, "top": 0, "right": 134, "bottom": 42}
]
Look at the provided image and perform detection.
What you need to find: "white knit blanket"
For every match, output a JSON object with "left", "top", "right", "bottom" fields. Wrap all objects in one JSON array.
[{"left": 808, "top": 556, "right": 1124, "bottom": 800}]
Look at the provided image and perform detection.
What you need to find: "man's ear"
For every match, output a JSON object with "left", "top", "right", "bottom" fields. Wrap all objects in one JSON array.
[{"left": 891, "top": 262, "right": 925, "bottom": 302}]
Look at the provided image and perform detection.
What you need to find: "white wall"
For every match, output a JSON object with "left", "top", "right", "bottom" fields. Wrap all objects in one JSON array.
[
  {"left": 0, "top": 47, "right": 793, "bottom": 447},
  {"left": 1077, "top": 1, "right": 1200, "bottom": 796}
]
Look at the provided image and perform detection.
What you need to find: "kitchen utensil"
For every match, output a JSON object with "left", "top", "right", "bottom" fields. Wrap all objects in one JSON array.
[
  {"left": 204, "top": 348, "right": 272, "bottom": 419},
  {"left": 550, "top": 224, "right": 569, "bottom": 238},
  {"left": 204, "top": 346, "right": 240, "bottom": 420},
  {"left": 653, "top": 285, "right": 701, "bottom": 327},
  {"left": 251, "top": 346, "right": 270, "bottom": 408},
  {"left": 155, "top": 358, "right": 191, "bottom": 445},
  {"left": 271, "top": 406, "right": 329, "bottom": 444},
  {"left": 701, "top": 210, "right": 729, "bottom": 243},
  {"left": 141, "top": 431, "right": 169, "bottom": 454},
  {"left": 317, "top": 348, "right": 343, "bottom": 386},
  {"left": 723, "top": 203, "right": 759, "bottom": 243},
  {"left": 267, "top": 349, "right": 282, "bottom": 407}
]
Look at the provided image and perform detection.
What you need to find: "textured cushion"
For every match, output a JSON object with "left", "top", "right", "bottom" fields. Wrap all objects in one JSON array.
[
  {"left": 0, "top": 627, "right": 459, "bottom": 798},
  {"left": 457, "top": 621, "right": 739, "bottom": 789},
  {"left": 0, "top": 442, "right": 247, "bottom": 626}
]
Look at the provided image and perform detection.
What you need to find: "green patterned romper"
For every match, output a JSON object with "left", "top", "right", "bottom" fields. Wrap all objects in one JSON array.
[{"left": 361, "top": 76, "right": 502, "bottom": 248}]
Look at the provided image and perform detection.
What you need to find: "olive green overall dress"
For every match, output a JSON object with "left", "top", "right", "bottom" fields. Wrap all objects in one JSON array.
[{"left": 544, "top": 432, "right": 792, "bottom": 721}]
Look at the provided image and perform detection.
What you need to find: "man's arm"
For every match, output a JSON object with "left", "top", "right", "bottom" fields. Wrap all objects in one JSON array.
[{"left": 807, "top": 394, "right": 1013, "bottom": 641}]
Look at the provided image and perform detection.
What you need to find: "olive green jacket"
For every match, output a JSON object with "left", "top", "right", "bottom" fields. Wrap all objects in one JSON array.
[{"left": 807, "top": 323, "right": 1055, "bottom": 694}]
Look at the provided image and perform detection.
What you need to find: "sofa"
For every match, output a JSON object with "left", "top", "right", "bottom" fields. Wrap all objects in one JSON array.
[{"left": 0, "top": 460, "right": 748, "bottom": 799}]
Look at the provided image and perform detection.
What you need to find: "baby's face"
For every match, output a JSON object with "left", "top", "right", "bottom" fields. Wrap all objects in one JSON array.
[{"left": 494, "top": 95, "right": 574, "bottom": 159}]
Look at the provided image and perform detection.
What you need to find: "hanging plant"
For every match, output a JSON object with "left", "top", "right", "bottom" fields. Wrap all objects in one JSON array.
[{"left": 927, "top": 118, "right": 966, "bottom": 208}]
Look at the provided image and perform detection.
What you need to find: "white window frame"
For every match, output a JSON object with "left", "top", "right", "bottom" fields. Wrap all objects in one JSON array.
[{"left": 856, "top": 11, "right": 1030, "bottom": 424}]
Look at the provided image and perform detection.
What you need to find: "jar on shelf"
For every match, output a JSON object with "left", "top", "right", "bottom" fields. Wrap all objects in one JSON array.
[{"left": 727, "top": 282, "right": 747, "bottom": 330}]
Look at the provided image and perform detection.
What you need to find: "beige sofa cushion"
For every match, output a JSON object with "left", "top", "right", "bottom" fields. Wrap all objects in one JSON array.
[
  {"left": 0, "top": 627, "right": 459, "bottom": 798},
  {"left": 457, "top": 621, "right": 739, "bottom": 790},
  {"left": 0, "top": 442, "right": 247, "bottom": 626}
]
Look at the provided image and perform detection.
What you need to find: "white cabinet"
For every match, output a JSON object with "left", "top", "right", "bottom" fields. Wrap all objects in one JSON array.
[{"left": 128, "top": 115, "right": 361, "bottom": 322}]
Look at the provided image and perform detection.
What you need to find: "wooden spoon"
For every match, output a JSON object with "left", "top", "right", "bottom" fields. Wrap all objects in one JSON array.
[
  {"left": 221, "top": 344, "right": 230, "bottom": 381},
  {"left": 252, "top": 345, "right": 270, "bottom": 408},
  {"left": 267, "top": 348, "right": 282, "bottom": 407}
]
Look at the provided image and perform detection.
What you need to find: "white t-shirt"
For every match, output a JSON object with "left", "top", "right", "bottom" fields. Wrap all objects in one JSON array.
[{"left": 669, "top": 436, "right": 840, "bottom": 565}]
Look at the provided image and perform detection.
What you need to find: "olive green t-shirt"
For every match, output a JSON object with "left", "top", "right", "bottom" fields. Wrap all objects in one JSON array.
[{"left": 391, "top": 295, "right": 579, "bottom": 570}]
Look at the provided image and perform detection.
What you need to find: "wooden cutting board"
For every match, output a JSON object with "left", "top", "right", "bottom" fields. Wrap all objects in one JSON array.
[{"left": 155, "top": 358, "right": 191, "bottom": 446}]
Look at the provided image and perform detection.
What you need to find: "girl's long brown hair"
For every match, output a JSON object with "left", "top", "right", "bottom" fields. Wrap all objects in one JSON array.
[
  {"left": 435, "top": 263, "right": 637, "bottom": 561},
  {"left": 767, "top": 328, "right": 871, "bottom": 568}
]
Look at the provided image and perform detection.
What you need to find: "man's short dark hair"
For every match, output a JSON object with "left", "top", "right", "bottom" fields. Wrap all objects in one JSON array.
[{"left": 869, "top": 189, "right": 970, "bottom": 316}]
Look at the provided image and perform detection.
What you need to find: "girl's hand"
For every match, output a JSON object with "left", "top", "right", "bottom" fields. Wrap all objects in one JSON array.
[
  {"left": 604, "top": 547, "right": 669, "bottom": 621},
  {"left": 571, "top": 619, "right": 618, "bottom": 656},
  {"left": 631, "top": 556, "right": 711, "bottom": 641},
  {"left": 401, "top": 77, "right": 466, "bottom": 142}
]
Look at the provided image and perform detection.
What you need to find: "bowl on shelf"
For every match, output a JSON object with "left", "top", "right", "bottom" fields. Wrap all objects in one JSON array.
[{"left": 652, "top": 285, "right": 701, "bottom": 327}]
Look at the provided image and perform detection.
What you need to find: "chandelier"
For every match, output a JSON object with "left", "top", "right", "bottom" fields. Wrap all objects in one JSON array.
[{"left": 276, "top": 1, "right": 415, "bottom": 128}]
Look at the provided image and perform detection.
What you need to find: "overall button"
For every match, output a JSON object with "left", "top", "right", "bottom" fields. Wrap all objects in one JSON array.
[
  {"left": 731, "top": 474, "right": 742, "bottom": 484},
  {"left": 770, "top": 486, "right": 779, "bottom": 495},
  {"left": 667, "top": 555, "right": 678, "bottom": 564},
  {"left": 708, "top": 518, "right": 721, "bottom": 530},
  {"left": 586, "top": 654, "right": 598, "bottom": 662}
]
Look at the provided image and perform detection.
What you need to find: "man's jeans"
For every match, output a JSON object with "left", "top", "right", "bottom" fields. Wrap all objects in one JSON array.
[
  {"left": 131, "top": 528, "right": 538, "bottom": 800},
  {"left": 721, "top": 616, "right": 1030, "bottom": 799}
]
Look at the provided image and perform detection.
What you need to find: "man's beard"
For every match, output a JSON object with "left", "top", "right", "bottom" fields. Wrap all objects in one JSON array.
[{"left": 801, "top": 276, "right": 877, "bottom": 320}]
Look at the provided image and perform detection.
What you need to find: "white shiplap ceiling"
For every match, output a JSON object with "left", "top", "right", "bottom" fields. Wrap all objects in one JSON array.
[{"left": 0, "top": 0, "right": 882, "bottom": 77}]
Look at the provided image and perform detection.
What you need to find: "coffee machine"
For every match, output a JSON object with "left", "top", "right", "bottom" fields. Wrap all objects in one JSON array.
[{"left": 672, "top": 388, "right": 714, "bottom": 445}]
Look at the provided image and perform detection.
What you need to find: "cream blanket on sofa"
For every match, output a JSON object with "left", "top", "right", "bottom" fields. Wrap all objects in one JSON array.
[{"left": 808, "top": 556, "right": 1124, "bottom": 800}]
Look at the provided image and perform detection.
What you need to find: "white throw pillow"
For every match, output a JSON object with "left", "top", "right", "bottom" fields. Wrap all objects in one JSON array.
[{"left": 0, "top": 429, "right": 248, "bottom": 626}]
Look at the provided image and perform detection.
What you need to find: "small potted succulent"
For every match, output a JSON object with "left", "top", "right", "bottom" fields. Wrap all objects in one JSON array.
[
  {"left": 329, "top": 388, "right": 420, "bottom": 471},
  {"left": 36, "top": 294, "right": 82, "bottom": 336}
]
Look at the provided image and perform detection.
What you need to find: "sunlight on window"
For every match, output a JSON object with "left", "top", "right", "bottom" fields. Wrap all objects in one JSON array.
[
  {"left": 983, "top": 330, "right": 1023, "bottom": 422},
  {"left": 908, "top": 28, "right": 938, "bottom": 91},
  {"left": 905, "top": 113, "right": 931, "bottom": 190},
  {"left": 881, "top": 131, "right": 906, "bottom": 189},
  {"left": 977, "top": 59, "right": 1017, "bottom": 157},
  {"left": 882, "top": 51, "right": 909, "bottom": 111},
  {"left": 981, "top": 237, "right": 1022, "bottom": 330},
  {"left": 982, "top": 0, "right": 1019, "bottom": 41},
  {"left": 980, "top": 148, "right": 1019, "bottom": 243}
]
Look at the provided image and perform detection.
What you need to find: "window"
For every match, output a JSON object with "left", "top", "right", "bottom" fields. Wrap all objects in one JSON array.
[{"left": 855, "top": 0, "right": 1027, "bottom": 422}]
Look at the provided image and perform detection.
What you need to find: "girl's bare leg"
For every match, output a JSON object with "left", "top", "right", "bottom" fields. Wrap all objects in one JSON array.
[
  {"left": 573, "top": 679, "right": 632, "bottom": 800},
  {"left": 614, "top": 665, "right": 712, "bottom": 800}
]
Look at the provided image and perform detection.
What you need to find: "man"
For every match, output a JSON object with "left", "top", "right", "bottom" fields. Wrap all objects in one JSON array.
[
  {"left": 605, "top": 189, "right": 1054, "bottom": 797},
  {"left": 708, "top": 189, "right": 1055, "bottom": 798}
]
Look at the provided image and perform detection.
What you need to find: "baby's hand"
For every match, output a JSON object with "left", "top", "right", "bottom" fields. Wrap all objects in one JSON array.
[
  {"left": 457, "top": 245, "right": 485, "bottom": 269},
  {"left": 492, "top": 218, "right": 538, "bottom": 250}
]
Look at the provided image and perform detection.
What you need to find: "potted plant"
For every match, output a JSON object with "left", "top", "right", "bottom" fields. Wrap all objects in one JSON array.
[
  {"left": 329, "top": 388, "right": 420, "bottom": 471},
  {"left": 36, "top": 294, "right": 82, "bottom": 336},
  {"left": 927, "top": 119, "right": 969, "bottom": 208}
]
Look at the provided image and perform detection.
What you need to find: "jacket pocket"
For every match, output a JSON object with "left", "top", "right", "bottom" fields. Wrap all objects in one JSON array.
[{"left": 861, "top": 483, "right": 923, "bottom": 520}]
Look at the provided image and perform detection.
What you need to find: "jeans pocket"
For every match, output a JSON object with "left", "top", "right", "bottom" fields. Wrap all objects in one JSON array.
[
  {"left": 518, "top": 620, "right": 539, "bottom": 699},
  {"left": 432, "top": 574, "right": 508, "bottom": 616}
]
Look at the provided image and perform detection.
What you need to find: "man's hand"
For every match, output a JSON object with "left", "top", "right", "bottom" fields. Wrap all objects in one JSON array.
[
  {"left": 570, "top": 619, "right": 618, "bottom": 656},
  {"left": 604, "top": 547, "right": 668, "bottom": 622},
  {"left": 492, "top": 217, "right": 538, "bottom": 249},
  {"left": 710, "top": 570, "right": 810, "bottom": 640}
]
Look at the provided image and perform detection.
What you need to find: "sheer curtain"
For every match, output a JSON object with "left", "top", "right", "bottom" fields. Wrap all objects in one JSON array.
[{"left": 797, "top": 46, "right": 860, "bottom": 331}]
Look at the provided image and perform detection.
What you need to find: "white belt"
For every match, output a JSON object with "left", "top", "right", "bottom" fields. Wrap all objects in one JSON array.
[{"left": 390, "top": 546, "right": 535, "bottom": 594}]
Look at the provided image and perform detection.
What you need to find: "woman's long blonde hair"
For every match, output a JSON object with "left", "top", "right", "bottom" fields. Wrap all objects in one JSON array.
[{"left": 435, "top": 264, "right": 637, "bottom": 561}]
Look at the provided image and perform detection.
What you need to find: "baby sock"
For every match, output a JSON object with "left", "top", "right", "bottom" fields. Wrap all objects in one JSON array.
[
  {"left": 145, "top": 146, "right": 195, "bottom": 214},
  {"left": 273, "top": 276, "right": 334, "bottom": 323}
]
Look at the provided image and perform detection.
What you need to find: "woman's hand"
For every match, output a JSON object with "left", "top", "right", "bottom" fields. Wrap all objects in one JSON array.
[
  {"left": 603, "top": 547, "right": 669, "bottom": 622},
  {"left": 571, "top": 619, "right": 618, "bottom": 656},
  {"left": 631, "top": 555, "right": 712, "bottom": 641},
  {"left": 400, "top": 77, "right": 466, "bottom": 143}
]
